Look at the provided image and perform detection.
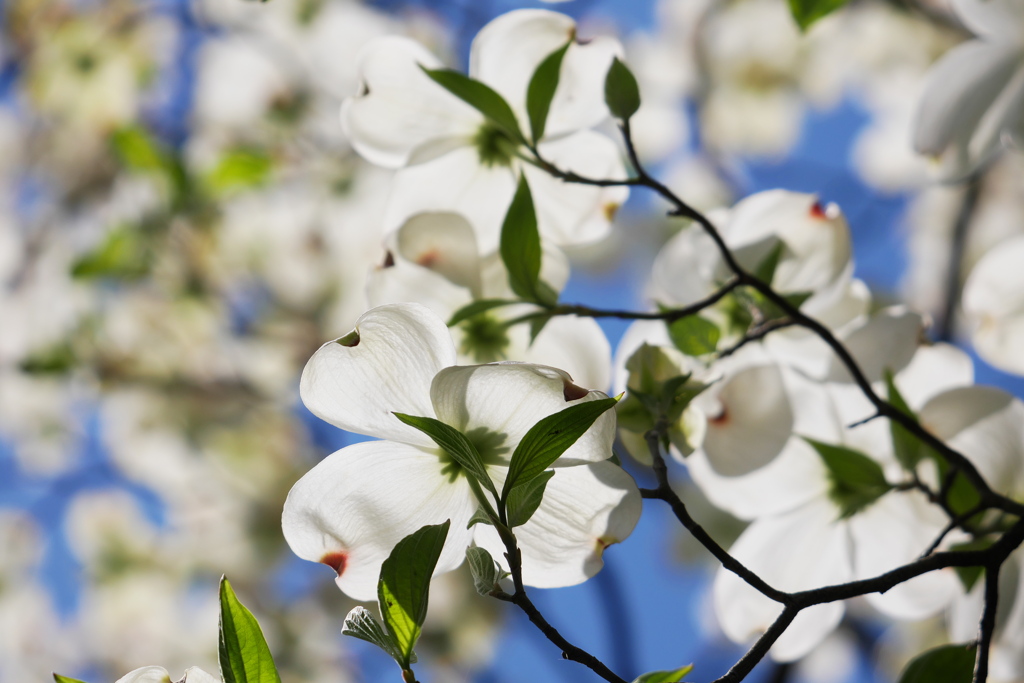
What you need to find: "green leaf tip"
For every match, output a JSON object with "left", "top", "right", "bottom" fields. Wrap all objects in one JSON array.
[
  {"left": 526, "top": 42, "right": 571, "bottom": 142},
  {"left": 53, "top": 675, "right": 89, "bottom": 683},
  {"left": 219, "top": 576, "right": 283, "bottom": 683},
  {"left": 378, "top": 521, "right": 452, "bottom": 668},
  {"left": 897, "top": 643, "right": 976, "bottom": 683},
  {"left": 421, "top": 66, "right": 523, "bottom": 143},
  {"left": 788, "top": 0, "right": 849, "bottom": 30},
  {"left": 632, "top": 664, "right": 694, "bottom": 683},
  {"left": 604, "top": 57, "right": 641, "bottom": 121},
  {"left": 803, "top": 438, "right": 891, "bottom": 519}
]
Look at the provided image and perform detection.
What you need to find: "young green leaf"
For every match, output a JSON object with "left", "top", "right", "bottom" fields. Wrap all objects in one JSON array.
[
  {"left": 788, "top": 0, "right": 850, "bottom": 30},
  {"left": 206, "top": 148, "right": 273, "bottom": 195},
  {"left": 393, "top": 413, "right": 497, "bottom": 497},
  {"left": 53, "top": 675, "right": 89, "bottom": 683},
  {"left": 897, "top": 643, "right": 976, "bottom": 683},
  {"left": 219, "top": 576, "right": 283, "bottom": 683},
  {"left": 378, "top": 521, "right": 452, "bottom": 668},
  {"left": 667, "top": 316, "right": 720, "bottom": 356},
  {"left": 111, "top": 126, "right": 168, "bottom": 174},
  {"left": 632, "top": 664, "right": 695, "bottom": 683},
  {"left": 421, "top": 67, "right": 524, "bottom": 142},
  {"left": 752, "top": 240, "right": 785, "bottom": 285},
  {"left": 604, "top": 57, "right": 640, "bottom": 121},
  {"left": 506, "top": 469, "right": 556, "bottom": 527},
  {"left": 499, "top": 175, "right": 545, "bottom": 304},
  {"left": 71, "top": 226, "right": 152, "bottom": 281},
  {"left": 466, "top": 546, "right": 506, "bottom": 596},
  {"left": 502, "top": 397, "right": 618, "bottom": 498},
  {"left": 804, "top": 438, "right": 892, "bottom": 518},
  {"left": 885, "top": 370, "right": 928, "bottom": 470},
  {"left": 447, "top": 299, "right": 518, "bottom": 327},
  {"left": 342, "top": 606, "right": 406, "bottom": 664},
  {"left": 526, "top": 42, "right": 571, "bottom": 142},
  {"left": 467, "top": 506, "right": 496, "bottom": 529}
]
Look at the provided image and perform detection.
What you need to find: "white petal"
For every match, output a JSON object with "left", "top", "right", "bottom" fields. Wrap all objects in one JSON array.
[
  {"left": 918, "top": 386, "right": 1024, "bottom": 497},
  {"left": 181, "top": 669, "right": 220, "bottom": 683},
  {"left": 826, "top": 308, "right": 923, "bottom": 384},
  {"left": 469, "top": 10, "right": 622, "bottom": 135},
  {"left": 430, "top": 363, "right": 616, "bottom": 466},
  {"left": 725, "top": 190, "right": 852, "bottom": 295},
  {"left": 713, "top": 498, "right": 852, "bottom": 662},
  {"left": 912, "top": 40, "right": 1020, "bottom": 178},
  {"left": 611, "top": 319, "right": 675, "bottom": 396},
  {"left": 341, "top": 37, "right": 482, "bottom": 168},
  {"left": 300, "top": 303, "right": 456, "bottom": 444},
  {"left": 477, "top": 240, "right": 571, "bottom": 300},
  {"left": 473, "top": 460, "right": 641, "bottom": 587},
  {"left": 367, "top": 257, "right": 473, "bottom": 322},
  {"left": 969, "top": 62, "right": 1024, "bottom": 166},
  {"left": 648, "top": 225, "right": 722, "bottom": 307},
  {"left": 116, "top": 667, "right": 172, "bottom": 683},
  {"left": 850, "top": 491, "right": 958, "bottom": 619},
  {"left": 963, "top": 235, "right": 1024, "bottom": 375},
  {"left": 696, "top": 363, "right": 794, "bottom": 476},
  {"left": 687, "top": 435, "right": 829, "bottom": 520},
  {"left": 991, "top": 557, "right": 1024, "bottom": 680},
  {"left": 522, "top": 315, "right": 612, "bottom": 392},
  {"left": 281, "top": 440, "right": 477, "bottom": 601},
  {"left": 385, "top": 147, "right": 518, "bottom": 254},
  {"left": 952, "top": 0, "right": 1024, "bottom": 40},
  {"left": 894, "top": 343, "right": 974, "bottom": 409},
  {"left": 525, "top": 131, "right": 629, "bottom": 247},
  {"left": 395, "top": 212, "right": 483, "bottom": 294}
]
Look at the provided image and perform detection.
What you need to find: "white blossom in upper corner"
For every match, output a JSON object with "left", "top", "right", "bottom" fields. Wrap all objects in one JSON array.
[
  {"left": 282, "top": 303, "right": 640, "bottom": 601},
  {"left": 115, "top": 666, "right": 219, "bottom": 683},
  {"left": 341, "top": 9, "right": 628, "bottom": 252},
  {"left": 367, "top": 211, "right": 611, "bottom": 390},
  {"left": 912, "top": 0, "right": 1024, "bottom": 180},
  {"left": 962, "top": 234, "right": 1024, "bottom": 375}
]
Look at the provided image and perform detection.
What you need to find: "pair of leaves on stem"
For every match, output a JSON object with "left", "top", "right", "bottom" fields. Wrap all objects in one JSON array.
[
  {"left": 54, "top": 578, "right": 283, "bottom": 683},
  {"left": 395, "top": 395, "right": 617, "bottom": 529}
]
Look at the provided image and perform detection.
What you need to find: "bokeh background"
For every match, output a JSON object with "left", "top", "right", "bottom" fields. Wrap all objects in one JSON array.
[{"left": 2, "top": 0, "right": 1023, "bottom": 681}]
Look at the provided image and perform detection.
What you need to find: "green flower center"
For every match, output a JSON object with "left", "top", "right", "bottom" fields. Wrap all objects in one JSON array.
[
  {"left": 458, "top": 313, "right": 510, "bottom": 363},
  {"left": 473, "top": 123, "right": 518, "bottom": 168}
]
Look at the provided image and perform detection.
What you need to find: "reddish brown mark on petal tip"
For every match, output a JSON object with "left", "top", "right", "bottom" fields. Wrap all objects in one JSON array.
[
  {"left": 709, "top": 407, "right": 729, "bottom": 426},
  {"left": 320, "top": 551, "right": 348, "bottom": 576},
  {"left": 563, "top": 381, "right": 590, "bottom": 402},
  {"left": 809, "top": 201, "right": 827, "bottom": 219},
  {"left": 382, "top": 251, "right": 395, "bottom": 268},
  {"left": 416, "top": 249, "right": 440, "bottom": 268}
]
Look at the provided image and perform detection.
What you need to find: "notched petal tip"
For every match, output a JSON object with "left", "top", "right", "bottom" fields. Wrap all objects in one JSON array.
[
  {"left": 563, "top": 380, "right": 590, "bottom": 401},
  {"left": 320, "top": 551, "right": 349, "bottom": 576},
  {"left": 335, "top": 330, "right": 360, "bottom": 347}
]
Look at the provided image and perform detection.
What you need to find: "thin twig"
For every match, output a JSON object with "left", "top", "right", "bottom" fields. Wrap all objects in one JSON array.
[{"left": 974, "top": 564, "right": 1000, "bottom": 683}]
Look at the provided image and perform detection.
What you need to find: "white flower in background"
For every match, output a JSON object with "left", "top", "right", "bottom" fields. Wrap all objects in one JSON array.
[
  {"left": 962, "top": 234, "right": 1024, "bottom": 375},
  {"left": 283, "top": 303, "right": 640, "bottom": 600},
  {"left": 341, "top": 9, "right": 628, "bottom": 252},
  {"left": 368, "top": 211, "right": 611, "bottom": 389},
  {"left": 710, "top": 344, "right": 970, "bottom": 661},
  {"left": 116, "top": 666, "right": 219, "bottom": 683},
  {"left": 913, "top": 0, "right": 1024, "bottom": 179}
]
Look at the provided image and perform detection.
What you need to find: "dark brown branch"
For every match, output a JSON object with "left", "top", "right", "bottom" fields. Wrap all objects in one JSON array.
[
  {"left": 974, "top": 564, "right": 1000, "bottom": 683},
  {"left": 710, "top": 607, "right": 799, "bottom": 683}
]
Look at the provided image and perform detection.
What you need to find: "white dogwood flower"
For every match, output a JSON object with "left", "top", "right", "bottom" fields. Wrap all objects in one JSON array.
[
  {"left": 912, "top": 0, "right": 1024, "bottom": 179},
  {"left": 115, "top": 666, "right": 218, "bottom": 683},
  {"left": 962, "top": 235, "right": 1024, "bottom": 375},
  {"left": 341, "top": 10, "right": 628, "bottom": 252},
  {"left": 283, "top": 303, "right": 640, "bottom": 600},
  {"left": 367, "top": 211, "right": 611, "bottom": 389}
]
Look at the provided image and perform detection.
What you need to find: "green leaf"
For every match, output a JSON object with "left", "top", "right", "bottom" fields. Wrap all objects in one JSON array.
[
  {"left": 111, "top": 126, "right": 167, "bottom": 173},
  {"left": 467, "top": 507, "right": 495, "bottom": 529},
  {"left": 502, "top": 397, "right": 618, "bottom": 499},
  {"left": 20, "top": 341, "right": 76, "bottom": 375},
  {"left": 393, "top": 413, "right": 497, "bottom": 497},
  {"left": 219, "top": 576, "right": 283, "bottom": 683},
  {"left": 526, "top": 42, "right": 570, "bottom": 142},
  {"left": 447, "top": 299, "right": 518, "bottom": 327},
  {"left": 885, "top": 370, "right": 928, "bottom": 470},
  {"left": 788, "top": 0, "right": 849, "bottom": 30},
  {"left": 506, "top": 470, "right": 556, "bottom": 527},
  {"left": 949, "top": 538, "right": 992, "bottom": 592},
  {"left": 499, "top": 175, "right": 545, "bottom": 304},
  {"left": 528, "top": 310, "right": 554, "bottom": 344},
  {"left": 632, "top": 664, "right": 695, "bottom": 683},
  {"left": 341, "top": 606, "right": 405, "bottom": 664},
  {"left": 53, "top": 675, "right": 89, "bottom": 683},
  {"left": 667, "top": 316, "right": 720, "bottom": 356},
  {"left": 604, "top": 57, "right": 640, "bottom": 121},
  {"left": 421, "top": 67, "right": 524, "bottom": 142},
  {"left": 206, "top": 148, "right": 273, "bottom": 195},
  {"left": 804, "top": 438, "right": 892, "bottom": 519},
  {"left": 897, "top": 643, "right": 976, "bottom": 683},
  {"left": 378, "top": 521, "right": 451, "bottom": 668},
  {"left": 71, "top": 226, "right": 152, "bottom": 280},
  {"left": 753, "top": 241, "right": 785, "bottom": 284},
  {"left": 466, "top": 546, "right": 506, "bottom": 596}
]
